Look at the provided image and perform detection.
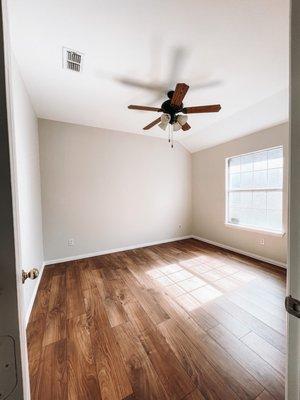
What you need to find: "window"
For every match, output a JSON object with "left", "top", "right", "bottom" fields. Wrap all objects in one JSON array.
[{"left": 226, "top": 146, "right": 283, "bottom": 234}]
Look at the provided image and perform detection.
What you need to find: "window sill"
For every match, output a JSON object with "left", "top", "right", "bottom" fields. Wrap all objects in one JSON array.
[{"left": 225, "top": 222, "right": 285, "bottom": 237}]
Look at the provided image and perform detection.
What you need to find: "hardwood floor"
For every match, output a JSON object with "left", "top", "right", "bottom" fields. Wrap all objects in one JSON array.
[{"left": 27, "top": 239, "right": 286, "bottom": 400}]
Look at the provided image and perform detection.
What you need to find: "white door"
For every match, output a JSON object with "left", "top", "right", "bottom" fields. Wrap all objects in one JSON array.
[
  {"left": 286, "top": 2, "right": 300, "bottom": 399},
  {"left": 0, "top": 1, "right": 27, "bottom": 399}
]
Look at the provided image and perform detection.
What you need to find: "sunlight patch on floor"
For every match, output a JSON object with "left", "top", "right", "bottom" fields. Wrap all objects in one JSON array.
[{"left": 145, "top": 255, "right": 258, "bottom": 312}]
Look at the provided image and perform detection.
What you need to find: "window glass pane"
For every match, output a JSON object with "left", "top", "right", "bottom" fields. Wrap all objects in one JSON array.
[
  {"left": 240, "top": 191, "right": 252, "bottom": 208},
  {"left": 239, "top": 208, "right": 251, "bottom": 225},
  {"left": 240, "top": 172, "right": 253, "bottom": 189},
  {"left": 268, "top": 148, "right": 283, "bottom": 169},
  {"left": 268, "top": 168, "right": 283, "bottom": 188},
  {"left": 267, "top": 191, "right": 282, "bottom": 210},
  {"left": 253, "top": 170, "right": 267, "bottom": 188},
  {"left": 253, "top": 191, "right": 267, "bottom": 209},
  {"left": 252, "top": 209, "right": 267, "bottom": 228},
  {"left": 229, "top": 207, "right": 241, "bottom": 224},
  {"left": 229, "top": 157, "right": 240, "bottom": 173},
  {"left": 241, "top": 154, "right": 253, "bottom": 172},
  {"left": 253, "top": 151, "right": 268, "bottom": 171},
  {"left": 230, "top": 173, "right": 240, "bottom": 189},
  {"left": 229, "top": 192, "right": 241, "bottom": 207},
  {"left": 267, "top": 210, "right": 282, "bottom": 230}
]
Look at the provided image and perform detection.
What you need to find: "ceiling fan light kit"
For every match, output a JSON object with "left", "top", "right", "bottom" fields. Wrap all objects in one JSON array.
[{"left": 128, "top": 82, "right": 221, "bottom": 148}]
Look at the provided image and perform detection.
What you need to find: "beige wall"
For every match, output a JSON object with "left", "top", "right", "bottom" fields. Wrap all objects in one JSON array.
[
  {"left": 39, "top": 119, "right": 192, "bottom": 261},
  {"left": 192, "top": 123, "right": 289, "bottom": 265}
]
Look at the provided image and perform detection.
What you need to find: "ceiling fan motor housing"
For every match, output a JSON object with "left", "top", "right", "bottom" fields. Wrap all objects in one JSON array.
[{"left": 161, "top": 99, "right": 183, "bottom": 124}]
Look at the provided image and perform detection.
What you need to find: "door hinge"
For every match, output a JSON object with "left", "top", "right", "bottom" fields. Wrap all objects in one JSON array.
[{"left": 285, "top": 295, "right": 300, "bottom": 318}]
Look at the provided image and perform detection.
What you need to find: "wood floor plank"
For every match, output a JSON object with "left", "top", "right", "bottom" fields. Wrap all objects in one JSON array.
[
  {"left": 208, "top": 325, "right": 285, "bottom": 400},
  {"left": 113, "top": 322, "right": 169, "bottom": 400},
  {"left": 120, "top": 267, "right": 170, "bottom": 325},
  {"left": 237, "top": 284, "right": 285, "bottom": 311},
  {"left": 29, "top": 289, "right": 51, "bottom": 324},
  {"left": 158, "top": 318, "right": 256, "bottom": 400},
  {"left": 43, "top": 274, "right": 66, "bottom": 346},
  {"left": 156, "top": 292, "right": 207, "bottom": 343},
  {"left": 38, "top": 266, "right": 54, "bottom": 291},
  {"left": 98, "top": 269, "right": 129, "bottom": 327},
  {"left": 236, "top": 284, "right": 285, "bottom": 321},
  {"left": 202, "top": 301, "right": 251, "bottom": 338},
  {"left": 189, "top": 305, "right": 219, "bottom": 331},
  {"left": 123, "top": 298, "right": 156, "bottom": 334},
  {"left": 241, "top": 332, "right": 286, "bottom": 376},
  {"left": 84, "top": 286, "right": 133, "bottom": 400},
  {"left": 140, "top": 321, "right": 196, "bottom": 399},
  {"left": 227, "top": 293, "right": 285, "bottom": 334},
  {"left": 184, "top": 388, "right": 207, "bottom": 399},
  {"left": 66, "top": 265, "right": 85, "bottom": 319},
  {"left": 255, "top": 390, "right": 276, "bottom": 399},
  {"left": 77, "top": 259, "right": 98, "bottom": 291},
  {"left": 27, "top": 318, "right": 47, "bottom": 397},
  {"left": 33, "top": 339, "right": 67, "bottom": 400},
  {"left": 180, "top": 321, "right": 263, "bottom": 399},
  {"left": 67, "top": 314, "right": 101, "bottom": 400},
  {"left": 215, "top": 297, "right": 286, "bottom": 354}
]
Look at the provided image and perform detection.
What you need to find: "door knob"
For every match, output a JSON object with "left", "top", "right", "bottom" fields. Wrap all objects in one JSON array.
[{"left": 22, "top": 268, "right": 39, "bottom": 284}]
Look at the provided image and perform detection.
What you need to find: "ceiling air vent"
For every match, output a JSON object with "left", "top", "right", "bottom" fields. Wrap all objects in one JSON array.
[{"left": 63, "top": 47, "right": 84, "bottom": 72}]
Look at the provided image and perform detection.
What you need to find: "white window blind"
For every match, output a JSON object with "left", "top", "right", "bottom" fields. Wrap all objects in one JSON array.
[{"left": 226, "top": 146, "right": 283, "bottom": 233}]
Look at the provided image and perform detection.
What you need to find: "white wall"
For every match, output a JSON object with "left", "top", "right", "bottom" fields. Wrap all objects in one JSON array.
[
  {"left": 192, "top": 123, "right": 289, "bottom": 265},
  {"left": 10, "top": 58, "right": 44, "bottom": 321},
  {"left": 38, "top": 119, "right": 192, "bottom": 262}
]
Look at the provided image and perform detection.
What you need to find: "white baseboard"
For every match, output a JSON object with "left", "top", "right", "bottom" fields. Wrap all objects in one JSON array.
[
  {"left": 44, "top": 235, "right": 192, "bottom": 266},
  {"left": 25, "top": 261, "right": 46, "bottom": 326},
  {"left": 191, "top": 235, "right": 287, "bottom": 269}
]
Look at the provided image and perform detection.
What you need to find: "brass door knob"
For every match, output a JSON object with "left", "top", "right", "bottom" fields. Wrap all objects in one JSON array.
[{"left": 22, "top": 268, "right": 39, "bottom": 284}]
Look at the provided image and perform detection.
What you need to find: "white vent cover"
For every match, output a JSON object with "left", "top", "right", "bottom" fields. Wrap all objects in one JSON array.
[{"left": 63, "top": 47, "right": 84, "bottom": 72}]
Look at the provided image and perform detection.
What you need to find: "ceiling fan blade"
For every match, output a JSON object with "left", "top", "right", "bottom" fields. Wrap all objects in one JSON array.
[
  {"left": 128, "top": 105, "right": 161, "bottom": 112},
  {"left": 143, "top": 117, "right": 161, "bottom": 130},
  {"left": 170, "top": 83, "right": 189, "bottom": 107},
  {"left": 181, "top": 122, "right": 191, "bottom": 131},
  {"left": 182, "top": 104, "right": 221, "bottom": 114},
  {"left": 118, "top": 78, "right": 166, "bottom": 92}
]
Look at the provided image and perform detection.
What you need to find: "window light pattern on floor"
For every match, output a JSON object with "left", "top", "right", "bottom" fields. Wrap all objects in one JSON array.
[{"left": 146, "top": 255, "right": 256, "bottom": 312}]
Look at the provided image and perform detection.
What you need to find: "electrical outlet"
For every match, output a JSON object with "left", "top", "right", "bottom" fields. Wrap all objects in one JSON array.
[
  {"left": 68, "top": 238, "right": 75, "bottom": 246},
  {"left": 259, "top": 239, "right": 265, "bottom": 245}
]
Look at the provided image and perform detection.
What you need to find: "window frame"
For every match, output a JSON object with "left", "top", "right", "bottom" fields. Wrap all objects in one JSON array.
[{"left": 225, "top": 146, "right": 285, "bottom": 237}]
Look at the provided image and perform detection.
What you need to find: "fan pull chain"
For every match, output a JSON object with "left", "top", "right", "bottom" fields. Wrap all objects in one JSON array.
[
  {"left": 168, "top": 124, "right": 171, "bottom": 143},
  {"left": 171, "top": 124, "right": 174, "bottom": 149}
]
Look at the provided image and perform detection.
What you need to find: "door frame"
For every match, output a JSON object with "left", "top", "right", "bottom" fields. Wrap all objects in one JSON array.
[{"left": 286, "top": 1, "right": 300, "bottom": 399}]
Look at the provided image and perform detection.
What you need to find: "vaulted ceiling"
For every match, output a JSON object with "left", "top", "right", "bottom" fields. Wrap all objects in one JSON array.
[{"left": 8, "top": 0, "right": 289, "bottom": 152}]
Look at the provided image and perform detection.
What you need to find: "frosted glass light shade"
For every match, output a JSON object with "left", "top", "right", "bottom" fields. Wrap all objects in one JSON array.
[
  {"left": 159, "top": 122, "right": 169, "bottom": 130},
  {"left": 173, "top": 122, "right": 182, "bottom": 131},
  {"left": 177, "top": 115, "right": 188, "bottom": 126},
  {"left": 161, "top": 113, "right": 171, "bottom": 124},
  {"left": 159, "top": 113, "right": 171, "bottom": 131}
]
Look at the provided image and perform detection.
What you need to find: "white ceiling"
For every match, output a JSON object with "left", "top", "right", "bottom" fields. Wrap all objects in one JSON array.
[{"left": 8, "top": 0, "right": 289, "bottom": 153}]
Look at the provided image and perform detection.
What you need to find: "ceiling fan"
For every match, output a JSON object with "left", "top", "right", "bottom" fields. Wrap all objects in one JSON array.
[{"left": 128, "top": 83, "right": 221, "bottom": 147}]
